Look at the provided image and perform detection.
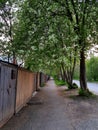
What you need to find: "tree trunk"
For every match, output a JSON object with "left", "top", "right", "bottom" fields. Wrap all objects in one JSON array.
[
  {"left": 60, "top": 67, "right": 65, "bottom": 81},
  {"left": 8, "top": 53, "right": 10, "bottom": 63},
  {"left": 12, "top": 51, "right": 17, "bottom": 64},
  {"left": 80, "top": 48, "right": 87, "bottom": 90}
]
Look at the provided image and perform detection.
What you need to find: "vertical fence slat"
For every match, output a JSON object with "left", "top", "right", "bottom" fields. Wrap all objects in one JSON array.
[
  {"left": 0, "top": 64, "right": 3, "bottom": 122},
  {"left": 15, "top": 68, "right": 34, "bottom": 113},
  {"left": 0, "top": 61, "right": 17, "bottom": 128},
  {"left": 0, "top": 60, "right": 49, "bottom": 128}
]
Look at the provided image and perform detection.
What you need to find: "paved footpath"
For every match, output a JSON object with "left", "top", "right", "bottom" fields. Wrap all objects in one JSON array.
[{"left": 1, "top": 80, "right": 98, "bottom": 130}]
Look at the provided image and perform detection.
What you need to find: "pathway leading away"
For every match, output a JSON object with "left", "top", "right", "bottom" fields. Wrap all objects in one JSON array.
[{"left": 1, "top": 80, "right": 98, "bottom": 130}]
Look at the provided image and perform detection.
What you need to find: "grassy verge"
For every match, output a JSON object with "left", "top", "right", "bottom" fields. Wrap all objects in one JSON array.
[
  {"left": 54, "top": 79, "right": 66, "bottom": 86},
  {"left": 78, "top": 88, "right": 95, "bottom": 97}
]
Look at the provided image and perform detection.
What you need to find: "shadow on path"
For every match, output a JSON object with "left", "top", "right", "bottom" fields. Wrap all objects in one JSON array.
[
  {"left": 1, "top": 80, "right": 72, "bottom": 130},
  {"left": 1, "top": 80, "right": 98, "bottom": 130}
]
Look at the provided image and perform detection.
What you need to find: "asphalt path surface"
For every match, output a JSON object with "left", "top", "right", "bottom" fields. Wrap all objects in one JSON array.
[
  {"left": 1, "top": 80, "right": 98, "bottom": 130},
  {"left": 1, "top": 80, "right": 73, "bottom": 130}
]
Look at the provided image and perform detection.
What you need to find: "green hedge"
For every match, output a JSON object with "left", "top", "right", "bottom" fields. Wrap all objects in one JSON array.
[
  {"left": 54, "top": 79, "right": 66, "bottom": 86},
  {"left": 86, "top": 56, "right": 98, "bottom": 81},
  {"left": 74, "top": 56, "right": 98, "bottom": 82}
]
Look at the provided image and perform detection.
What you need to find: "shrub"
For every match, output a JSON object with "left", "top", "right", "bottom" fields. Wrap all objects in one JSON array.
[
  {"left": 78, "top": 88, "right": 93, "bottom": 97},
  {"left": 86, "top": 56, "right": 98, "bottom": 81},
  {"left": 67, "top": 82, "right": 78, "bottom": 89},
  {"left": 55, "top": 79, "right": 66, "bottom": 86},
  {"left": 72, "top": 83, "right": 78, "bottom": 89},
  {"left": 73, "top": 64, "right": 79, "bottom": 80}
]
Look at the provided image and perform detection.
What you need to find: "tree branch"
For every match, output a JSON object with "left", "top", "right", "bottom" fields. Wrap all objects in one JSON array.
[{"left": 70, "top": 0, "right": 79, "bottom": 25}]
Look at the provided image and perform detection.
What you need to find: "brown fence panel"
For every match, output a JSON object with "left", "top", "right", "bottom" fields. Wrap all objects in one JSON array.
[
  {"left": 0, "top": 63, "right": 3, "bottom": 122},
  {"left": 37, "top": 73, "right": 40, "bottom": 90},
  {"left": 15, "top": 68, "right": 34, "bottom": 113},
  {"left": 0, "top": 61, "right": 17, "bottom": 127},
  {"left": 33, "top": 73, "right": 37, "bottom": 91},
  {"left": 0, "top": 60, "right": 49, "bottom": 127},
  {"left": 40, "top": 73, "right": 48, "bottom": 87},
  {"left": 34, "top": 72, "right": 40, "bottom": 91}
]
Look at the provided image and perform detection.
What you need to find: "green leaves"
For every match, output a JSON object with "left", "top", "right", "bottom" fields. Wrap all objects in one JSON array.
[
  {"left": 9, "top": 0, "right": 97, "bottom": 80},
  {"left": 86, "top": 56, "right": 98, "bottom": 81}
]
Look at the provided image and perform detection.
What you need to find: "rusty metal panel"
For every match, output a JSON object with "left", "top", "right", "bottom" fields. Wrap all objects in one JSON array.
[{"left": 15, "top": 68, "right": 34, "bottom": 113}]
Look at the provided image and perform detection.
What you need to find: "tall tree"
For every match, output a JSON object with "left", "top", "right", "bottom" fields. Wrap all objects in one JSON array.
[
  {"left": 0, "top": 0, "right": 19, "bottom": 63},
  {"left": 13, "top": 0, "right": 98, "bottom": 92},
  {"left": 48, "top": 0, "right": 98, "bottom": 91}
]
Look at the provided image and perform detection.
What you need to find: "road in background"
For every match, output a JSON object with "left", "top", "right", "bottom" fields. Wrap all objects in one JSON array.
[{"left": 74, "top": 80, "right": 98, "bottom": 94}]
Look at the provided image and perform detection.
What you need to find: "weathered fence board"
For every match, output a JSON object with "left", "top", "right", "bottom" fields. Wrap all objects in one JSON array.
[
  {"left": 40, "top": 73, "right": 47, "bottom": 87},
  {"left": 15, "top": 68, "right": 34, "bottom": 113},
  {"left": 0, "top": 63, "right": 3, "bottom": 122},
  {"left": 36, "top": 73, "right": 40, "bottom": 90},
  {"left": 33, "top": 73, "right": 37, "bottom": 91},
  {"left": 0, "top": 61, "right": 17, "bottom": 127},
  {"left": 0, "top": 61, "right": 49, "bottom": 128}
]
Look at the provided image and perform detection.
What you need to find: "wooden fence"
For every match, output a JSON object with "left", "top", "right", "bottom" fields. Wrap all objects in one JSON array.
[
  {"left": 34, "top": 72, "right": 41, "bottom": 91},
  {"left": 40, "top": 72, "right": 49, "bottom": 87},
  {"left": 0, "top": 60, "right": 49, "bottom": 128},
  {"left": 15, "top": 68, "right": 35, "bottom": 113}
]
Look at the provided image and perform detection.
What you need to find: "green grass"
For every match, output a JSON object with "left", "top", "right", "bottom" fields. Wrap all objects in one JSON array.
[
  {"left": 87, "top": 80, "right": 98, "bottom": 83},
  {"left": 55, "top": 80, "right": 66, "bottom": 86},
  {"left": 78, "top": 88, "right": 95, "bottom": 97},
  {"left": 68, "top": 82, "right": 78, "bottom": 89}
]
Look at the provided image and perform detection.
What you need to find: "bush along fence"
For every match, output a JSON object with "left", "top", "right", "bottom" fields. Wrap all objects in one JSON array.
[{"left": 0, "top": 60, "right": 49, "bottom": 128}]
